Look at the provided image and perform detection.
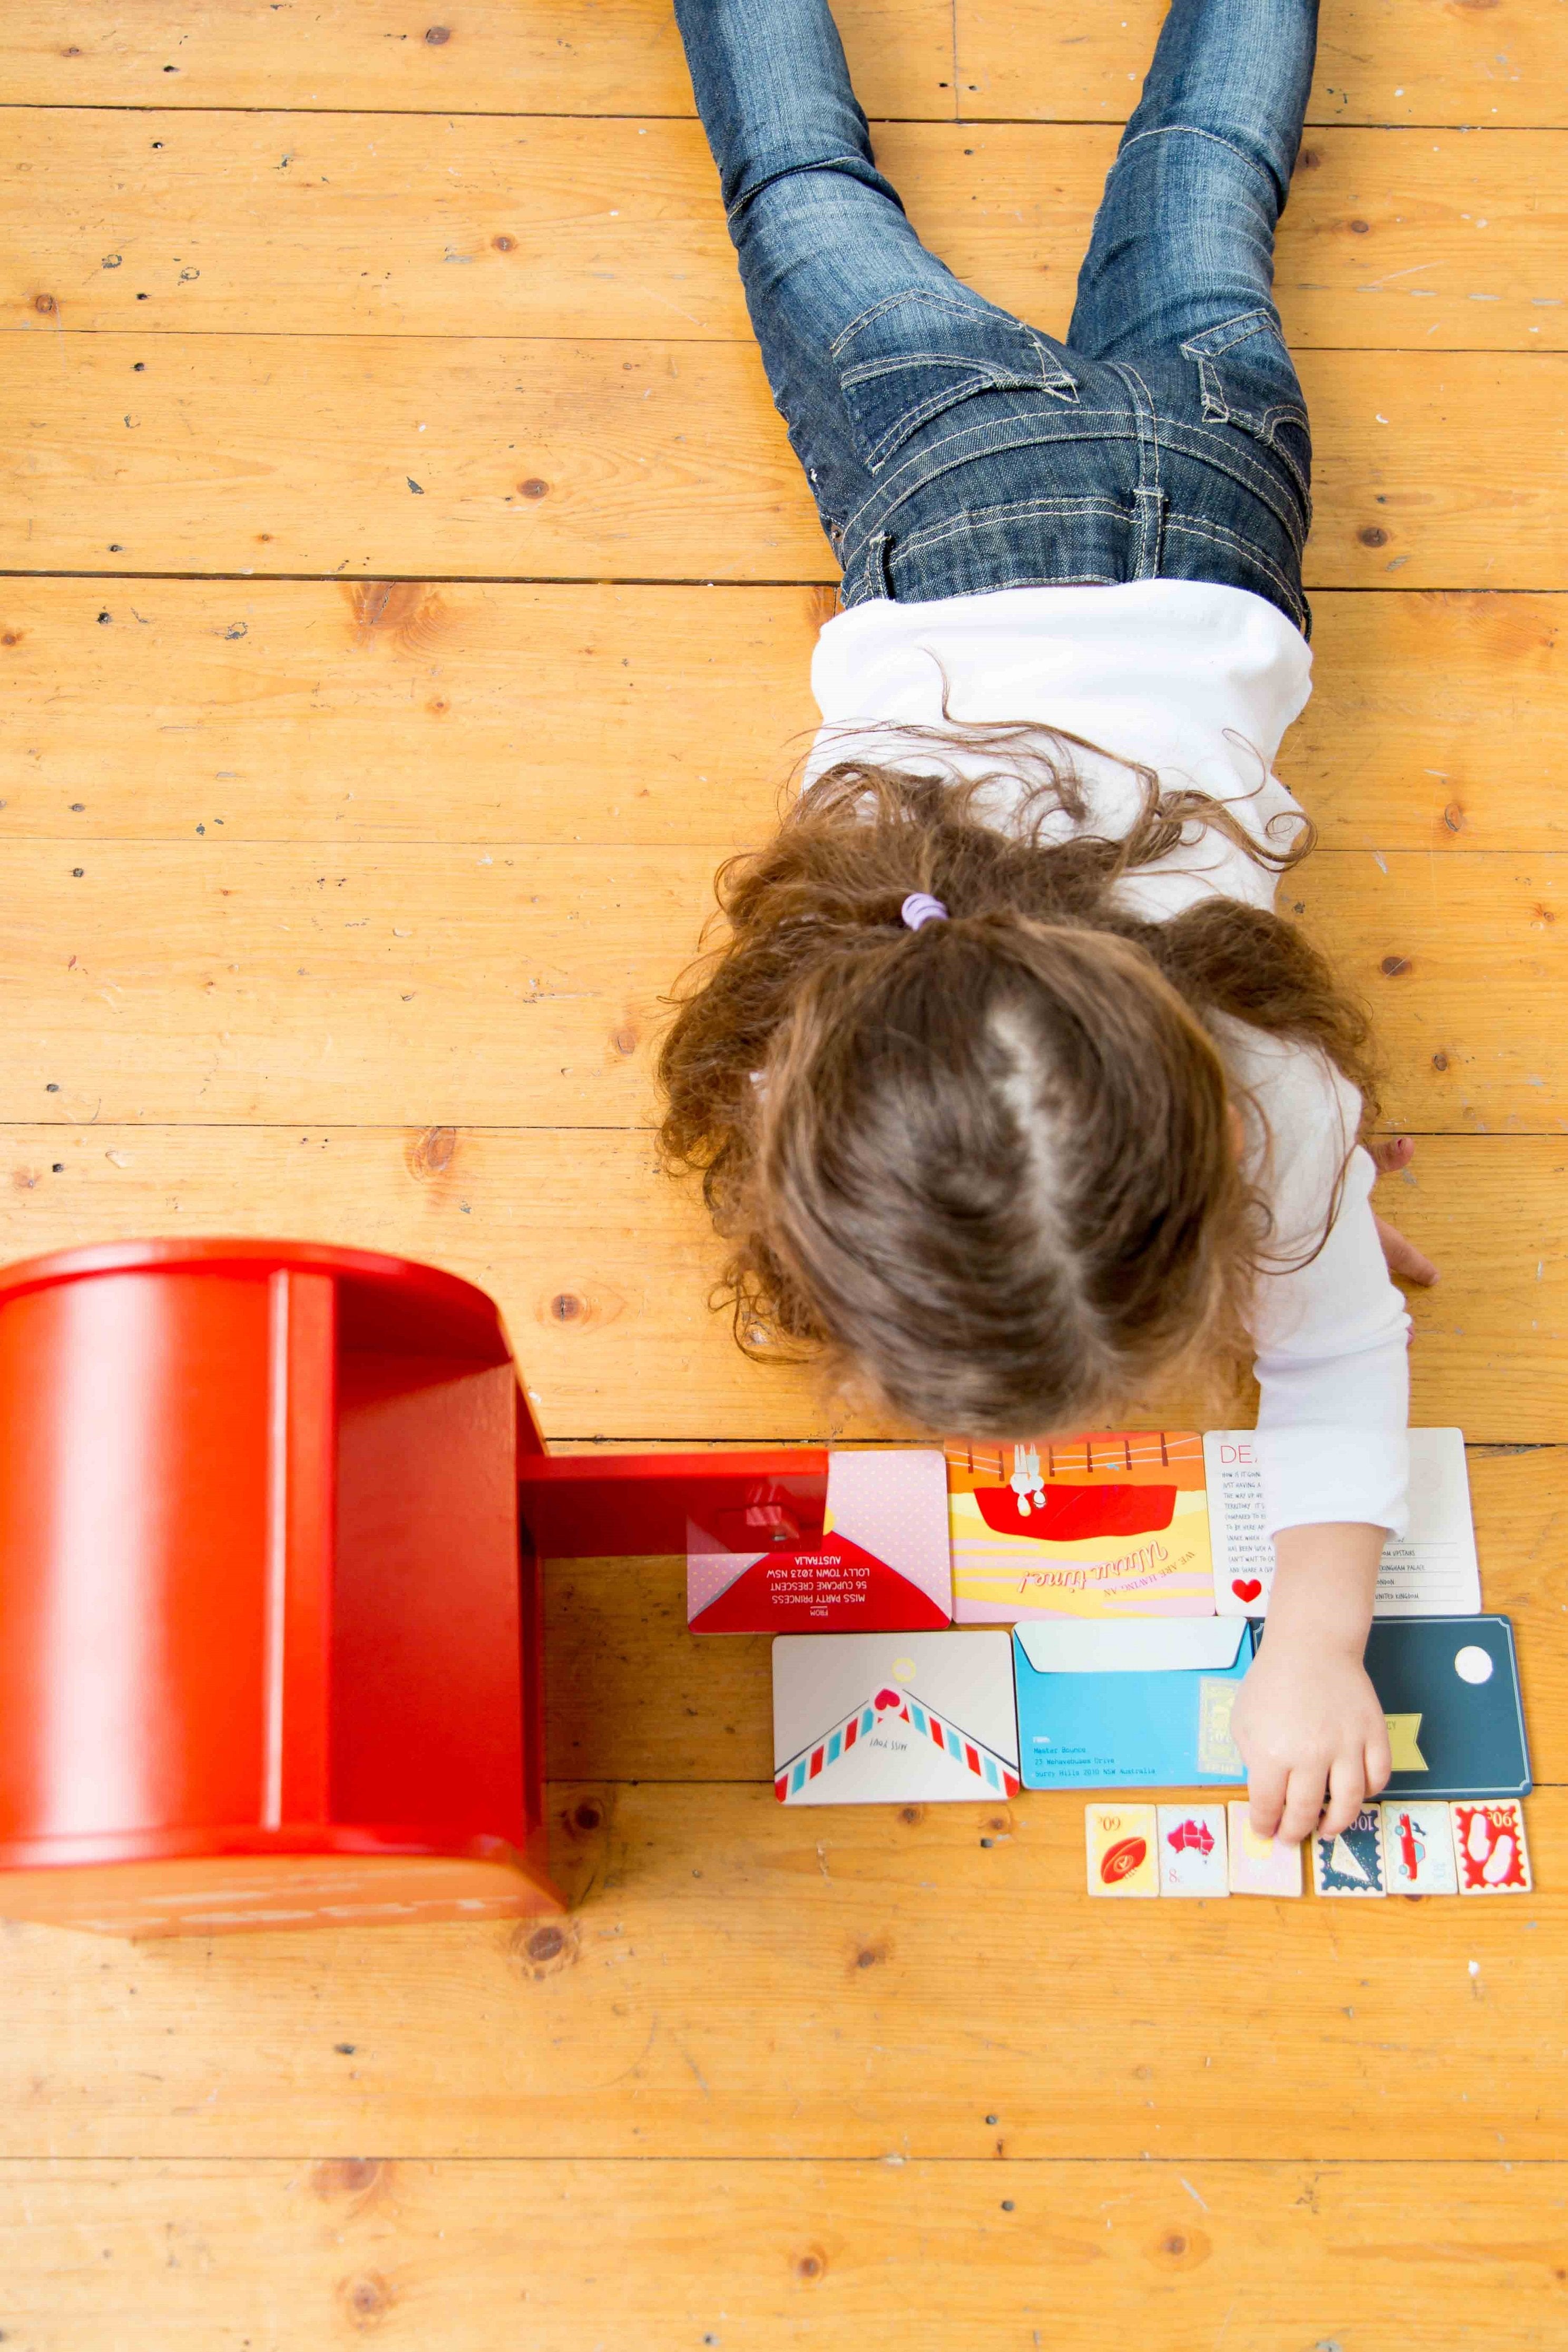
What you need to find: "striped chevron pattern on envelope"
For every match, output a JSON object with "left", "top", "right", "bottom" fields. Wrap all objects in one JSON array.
[{"left": 774, "top": 1684, "right": 1022, "bottom": 1802}]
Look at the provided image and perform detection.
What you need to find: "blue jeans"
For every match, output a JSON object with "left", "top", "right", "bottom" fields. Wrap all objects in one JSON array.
[{"left": 675, "top": 0, "right": 1317, "bottom": 633}]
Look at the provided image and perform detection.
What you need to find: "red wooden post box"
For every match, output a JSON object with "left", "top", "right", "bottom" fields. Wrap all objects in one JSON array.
[{"left": 0, "top": 1238, "right": 557, "bottom": 1936}]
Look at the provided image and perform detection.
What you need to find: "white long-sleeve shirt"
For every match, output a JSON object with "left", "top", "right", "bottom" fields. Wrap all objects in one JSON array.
[{"left": 807, "top": 578, "right": 1410, "bottom": 1538}]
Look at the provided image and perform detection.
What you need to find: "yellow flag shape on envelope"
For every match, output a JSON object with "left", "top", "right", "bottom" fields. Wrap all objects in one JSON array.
[{"left": 1384, "top": 1713, "right": 1427, "bottom": 1772}]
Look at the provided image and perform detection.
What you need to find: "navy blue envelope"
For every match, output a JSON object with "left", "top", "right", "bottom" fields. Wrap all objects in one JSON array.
[{"left": 1358, "top": 1614, "right": 1531, "bottom": 1799}]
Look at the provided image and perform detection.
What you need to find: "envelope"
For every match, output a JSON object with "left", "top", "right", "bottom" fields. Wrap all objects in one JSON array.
[
  {"left": 1361, "top": 1615, "right": 1531, "bottom": 1799},
  {"left": 690, "top": 1449, "right": 953, "bottom": 1633},
  {"left": 1012, "top": 1618, "right": 1259, "bottom": 1791},
  {"left": 772, "top": 1631, "right": 1017, "bottom": 1804}
]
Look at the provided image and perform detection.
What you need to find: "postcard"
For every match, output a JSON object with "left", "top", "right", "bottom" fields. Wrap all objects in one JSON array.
[
  {"left": 947, "top": 1431, "right": 1214, "bottom": 1622},
  {"left": 1207, "top": 1428, "right": 1480, "bottom": 1618}
]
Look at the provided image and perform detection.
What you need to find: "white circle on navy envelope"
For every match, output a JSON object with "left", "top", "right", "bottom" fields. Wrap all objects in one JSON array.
[{"left": 1453, "top": 1644, "right": 1494, "bottom": 1685}]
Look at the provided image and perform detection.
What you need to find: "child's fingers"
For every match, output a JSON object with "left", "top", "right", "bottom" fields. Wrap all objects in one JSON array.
[
  {"left": 1320, "top": 1753, "right": 1367, "bottom": 1840},
  {"left": 1374, "top": 1213, "right": 1439, "bottom": 1287},
  {"left": 1246, "top": 1760, "right": 1289, "bottom": 1841},
  {"left": 1277, "top": 1768, "right": 1331, "bottom": 1847},
  {"left": 1368, "top": 1135, "right": 1415, "bottom": 1176},
  {"left": 1364, "top": 1721, "right": 1394, "bottom": 1800}
]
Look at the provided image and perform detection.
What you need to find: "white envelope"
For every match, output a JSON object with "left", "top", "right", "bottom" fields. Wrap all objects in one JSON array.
[{"left": 1015, "top": 1618, "right": 1251, "bottom": 1675}]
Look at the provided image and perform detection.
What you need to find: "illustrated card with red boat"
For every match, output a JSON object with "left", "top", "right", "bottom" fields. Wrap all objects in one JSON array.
[{"left": 945, "top": 1430, "right": 1214, "bottom": 1622}]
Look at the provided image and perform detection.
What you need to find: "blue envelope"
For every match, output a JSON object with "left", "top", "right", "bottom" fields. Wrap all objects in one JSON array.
[{"left": 1013, "top": 1618, "right": 1259, "bottom": 1791}]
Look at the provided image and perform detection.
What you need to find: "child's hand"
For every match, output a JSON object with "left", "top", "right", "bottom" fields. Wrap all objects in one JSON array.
[
  {"left": 1230, "top": 1519, "right": 1391, "bottom": 1844},
  {"left": 1231, "top": 1635, "right": 1391, "bottom": 1844}
]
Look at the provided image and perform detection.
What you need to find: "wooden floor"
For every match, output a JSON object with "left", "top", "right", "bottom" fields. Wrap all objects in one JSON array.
[{"left": 2, "top": 2, "right": 1567, "bottom": 2342}]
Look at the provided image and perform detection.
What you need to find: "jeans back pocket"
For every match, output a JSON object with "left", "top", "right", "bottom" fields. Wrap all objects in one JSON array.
[
  {"left": 835, "top": 288, "right": 1076, "bottom": 476},
  {"left": 1179, "top": 308, "right": 1311, "bottom": 508}
]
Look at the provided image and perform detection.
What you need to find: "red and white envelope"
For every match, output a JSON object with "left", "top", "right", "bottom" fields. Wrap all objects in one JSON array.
[{"left": 688, "top": 1449, "right": 953, "bottom": 1633}]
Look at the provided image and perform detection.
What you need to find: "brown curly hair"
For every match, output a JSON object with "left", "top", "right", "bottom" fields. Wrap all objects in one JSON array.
[{"left": 657, "top": 727, "right": 1378, "bottom": 1438}]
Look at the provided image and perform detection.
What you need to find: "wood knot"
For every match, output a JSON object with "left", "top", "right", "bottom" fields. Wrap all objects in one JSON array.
[
  {"left": 506, "top": 1917, "right": 579, "bottom": 1980},
  {"left": 851, "top": 1939, "right": 889, "bottom": 1972},
  {"left": 1296, "top": 146, "right": 1320, "bottom": 169},
  {"left": 33, "top": 294, "right": 56, "bottom": 314},
  {"left": 1150, "top": 2225, "right": 1211, "bottom": 2271},
  {"left": 793, "top": 2247, "right": 827, "bottom": 2281},
  {"left": 310, "top": 2157, "right": 386, "bottom": 2203},
  {"left": 898, "top": 1806, "right": 924, "bottom": 1827},
  {"left": 1358, "top": 525, "right": 1389, "bottom": 547},
  {"left": 406, "top": 1124, "right": 457, "bottom": 1179},
  {"left": 1, "top": 632, "right": 20, "bottom": 647},
  {"left": 571, "top": 1798, "right": 604, "bottom": 1833},
  {"left": 537, "top": 1284, "right": 622, "bottom": 1334},
  {"left": 518, "top": 477, "right": 550, "bottom": 500},
  {"left": 1347, "top": 218, "right": 1370, "bottom": 235},
  {"left": 1380, "top": 954, "right": 1412, "bottom": 977},
  {"left": 347, "top": 578, "right": 444, "bottom": 650},
  {"left": 1442, "top": 801, "right": 1466, "bottom": 833},
  {"left": 337, "top": 2270, "right": 397, "bottom": 2330},
  {"left": 493, "top": 235, "right": 515, "bottom": 252},
  {"left": 425, "top": 24, "right": 451, "bottom": 41},
  {"left": 611, "top": 1021, "right": 639, "bottom": 1057},
  {"left": 1432, "top": 1051, "right": 1449, "bottom": 1071},
  {"left": 426, "top": 695, "right": 449, "bottom": 715}
]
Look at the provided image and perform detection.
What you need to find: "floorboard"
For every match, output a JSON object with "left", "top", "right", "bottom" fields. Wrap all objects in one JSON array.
[
  {"left": 3, "top": 2158, "right": 1566, "bottom": 2349},
  {"left": 8, "top": 0, "right": 1565, "bottom": 128},
  {"left": 0, "top": 1785, "right": 1564, "bottom": 2161},
  {"left": 4, "top": 338, "right": 1566, "bottom": 584},
  {"left": 0, "top": 1130, "right": 1557, "bottom": 1441},
  {"left": 0, "top": 580, "right": 1561, "bottom": 847},
  {"left": 9, "top": 115, "right": 1564, "bottom": 349}
]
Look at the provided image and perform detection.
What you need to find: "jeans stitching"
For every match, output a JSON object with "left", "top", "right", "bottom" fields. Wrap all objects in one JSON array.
[
  {"left": 1160, "top": 418, "right": 1309, "bottom": 546},
  {"left": 724, "top": 152, "right": 901, "bottom": 232},
  {"left": 1179, "top": 306, "right": 1282, "bottom": 364},
  {"left": 845, "top": 359, "right": 1080, "bottom": 473},
  {"left": 1116, "top": 123, "right": 1282, "bottom": 200},
  {"left": 829, "top": 285, "right": 1001, "bottom": 360},
  {"left": 836, "top": 404, "right": 1309, "bottom": 580},
  {"left": 1177, "top": 313, "right": 1312, "bottom": 506},
  {"left": 1164, "top": 511, "right": 1306, "bottom": 618},
  {"left": 894, "top": 494, "right": 1130, "bottom": 564},
  {"left": 1110, "top": 358, "right": 1166, "bottom": 579}
]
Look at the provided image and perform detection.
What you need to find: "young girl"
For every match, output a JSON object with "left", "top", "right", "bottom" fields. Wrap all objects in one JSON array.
[{"left": 661, "top": 0, "right": 1436, "bottom": 1845}]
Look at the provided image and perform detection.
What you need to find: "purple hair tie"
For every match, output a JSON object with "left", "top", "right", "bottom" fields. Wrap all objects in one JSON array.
[{"left": 900, "top": 892, "right": 948, "bottom": 931}]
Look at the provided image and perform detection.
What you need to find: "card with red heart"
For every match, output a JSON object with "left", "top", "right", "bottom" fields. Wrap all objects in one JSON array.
[{"left": 1206, "top": 1429, "right": 1479, "bottom": 1619}]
